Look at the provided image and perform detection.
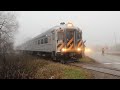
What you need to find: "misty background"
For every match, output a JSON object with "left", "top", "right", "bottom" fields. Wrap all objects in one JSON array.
[{"left": 14, "top": 11, "right": 120, "bottom": 50}]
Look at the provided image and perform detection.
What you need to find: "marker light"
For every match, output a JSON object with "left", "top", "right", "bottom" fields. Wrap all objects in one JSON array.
[
  {"left": 77, "top": 48, "right": 81, "bottom": 51},
  {"left": 62, "top": 48, "right": 66, "bottom": 52},
  {"left": 85, "top": 48, "right": 91, "bottom": 52}
]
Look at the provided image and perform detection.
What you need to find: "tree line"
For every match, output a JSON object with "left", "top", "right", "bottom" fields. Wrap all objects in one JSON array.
[{"left": 0, "top": 11, "right": 19, "bottom": 63}]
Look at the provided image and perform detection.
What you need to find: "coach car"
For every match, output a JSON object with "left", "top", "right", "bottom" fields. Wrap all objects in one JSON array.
[{"left": 17, "top": 22, "right": 85, "bottom": 62}]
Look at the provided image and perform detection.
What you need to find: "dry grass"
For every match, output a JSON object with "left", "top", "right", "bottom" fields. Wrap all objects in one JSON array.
[
  {"left": 35, "top": 63, "right": 92, "bottom": 79},
  {"left": 0, "top": 53, "right": 92, "bottom": 79},
  {"left": 79, "top": 56, "right": 97, "bottom": 64},
  {"left": 35, "top": 63, "right": 64, "bottom": 79},
  {"left": 0, "top": 54, "right": 49, "bottom": 79}
]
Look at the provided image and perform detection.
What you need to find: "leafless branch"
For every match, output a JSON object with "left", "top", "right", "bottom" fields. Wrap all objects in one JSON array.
[{"left": 0, "top": 11, "right": 19, "bottom": 63}]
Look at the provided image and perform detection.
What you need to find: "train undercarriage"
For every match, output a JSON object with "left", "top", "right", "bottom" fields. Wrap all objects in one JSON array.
[{"left": 18, "top": 50, "right": 84, "bottom": 64}]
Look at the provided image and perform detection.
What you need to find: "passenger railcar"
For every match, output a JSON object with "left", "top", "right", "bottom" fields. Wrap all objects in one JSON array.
[{"left": 17, "top": 22, "right": 86, "bottom": 63}]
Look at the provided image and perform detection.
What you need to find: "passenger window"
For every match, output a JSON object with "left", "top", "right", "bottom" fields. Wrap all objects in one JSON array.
[{"left": 41, "top": 39, "right": 43, "bottom": 44}]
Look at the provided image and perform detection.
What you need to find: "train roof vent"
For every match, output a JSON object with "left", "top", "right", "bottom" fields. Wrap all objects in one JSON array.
[{"left": 60, "top": 22, "right": 65, "bottom": 25}]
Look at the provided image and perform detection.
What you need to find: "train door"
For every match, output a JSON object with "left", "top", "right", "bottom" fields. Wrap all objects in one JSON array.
[
  {"left": 57, "top": 30, "right": 64, "bottom": 52},
  {"left": 66, "top": 29, "right": 75, "bottom": 50}
]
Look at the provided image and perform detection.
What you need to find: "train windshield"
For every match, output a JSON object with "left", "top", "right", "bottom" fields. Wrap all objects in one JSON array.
[
  {"left": 76, "top": 30, "right": 82, "bottom": 40},
  {"left": 66, "top": 29, "right": 74, "bottom": 41}
]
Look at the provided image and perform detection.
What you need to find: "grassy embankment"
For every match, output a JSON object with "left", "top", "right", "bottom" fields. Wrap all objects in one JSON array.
[{"left": 0, "top": 54, "right": 94, "bottom": 79}]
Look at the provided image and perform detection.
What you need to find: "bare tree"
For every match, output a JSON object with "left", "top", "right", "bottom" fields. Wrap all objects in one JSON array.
[{"left": 0, "top": 11, "right": 19, "bottom": 63}]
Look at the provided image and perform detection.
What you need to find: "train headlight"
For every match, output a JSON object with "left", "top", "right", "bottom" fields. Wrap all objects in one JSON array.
[
  {"left": 77, "top": 48, "right": 81, "bottom": 51},
  {"left": 85, "top": 48, "right": 91, "bottom": 52},
  {"left": 67, "top": 22, "right": 73, "bottom": 27},
  {"left": 62, "top": 48, "right": 66, "bottom": 52}
]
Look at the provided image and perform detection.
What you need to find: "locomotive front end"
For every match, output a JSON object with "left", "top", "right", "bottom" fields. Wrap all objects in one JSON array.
[{"left": 56, "top": 22, "right": 85, "bottom": 60}]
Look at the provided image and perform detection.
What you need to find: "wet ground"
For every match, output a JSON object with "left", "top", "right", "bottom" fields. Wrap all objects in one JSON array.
[{"left": 85, "top": 51, "right": 120, "bottom": 70}]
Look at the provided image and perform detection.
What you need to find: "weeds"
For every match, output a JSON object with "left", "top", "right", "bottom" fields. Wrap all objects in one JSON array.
[{"left": 0, "top": 53, "right": 92, "bottom": 79}]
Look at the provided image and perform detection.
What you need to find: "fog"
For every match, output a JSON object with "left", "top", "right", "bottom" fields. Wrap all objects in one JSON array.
[{"left": 15, "top": 11, "right": 120, "bottom": 48}]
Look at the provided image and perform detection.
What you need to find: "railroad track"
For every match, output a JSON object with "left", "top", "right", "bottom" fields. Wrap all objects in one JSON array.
[{"left": 68, "top": 62, "right": 120, "bottom": 77}]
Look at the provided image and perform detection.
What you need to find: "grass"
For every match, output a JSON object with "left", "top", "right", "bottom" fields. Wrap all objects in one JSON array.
[
  {"left": 0, "top": 53, "right": 93, "bottom": 79},
  {"left": 35, "top": 63, "right": 92, "bottom": 79},
  {"left": 63, "top": 65, "right": 92, "bottom": 79},
  {"left": 79, "top": 56, "right": 97, "bottom": 64}
]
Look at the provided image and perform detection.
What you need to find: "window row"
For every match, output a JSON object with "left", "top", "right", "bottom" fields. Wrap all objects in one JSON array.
[{"left": 37, "top": 37, "right": 48, "bottom": 45}]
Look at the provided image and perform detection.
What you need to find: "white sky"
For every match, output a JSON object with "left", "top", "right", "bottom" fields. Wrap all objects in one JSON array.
[{"left": 14, "top": 11, "right": 120, "bottom": 47}]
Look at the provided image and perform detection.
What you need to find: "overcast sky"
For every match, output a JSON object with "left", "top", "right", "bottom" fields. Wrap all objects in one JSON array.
[{"left": 14, "top": 11, "right": 120, "bottom": 47}]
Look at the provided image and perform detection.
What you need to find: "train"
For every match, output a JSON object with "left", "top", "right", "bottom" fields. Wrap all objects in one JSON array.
[{"left": 17, "top": 22, "right": 86, "bottom": 63}]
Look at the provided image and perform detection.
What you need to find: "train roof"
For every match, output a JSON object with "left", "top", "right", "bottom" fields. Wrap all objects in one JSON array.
[
  {"left": 18, "top": 22, "right": 82, "bottom": 47},
  {"left": 33, "top": 22, "right": 81, "bottom": 39}
]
